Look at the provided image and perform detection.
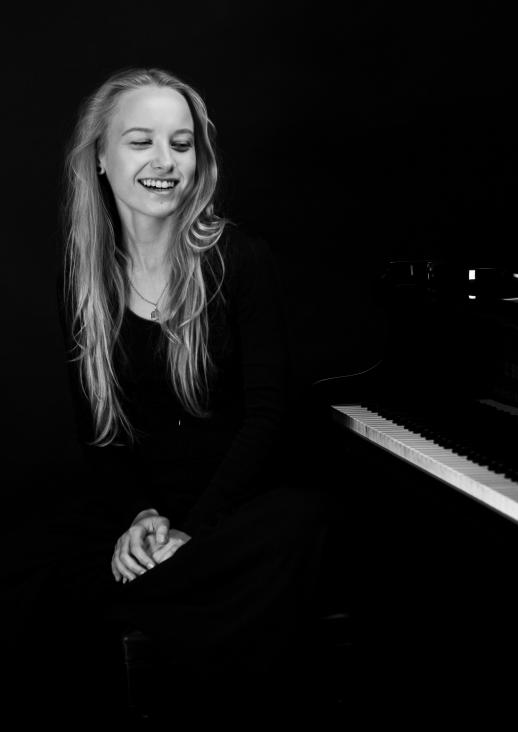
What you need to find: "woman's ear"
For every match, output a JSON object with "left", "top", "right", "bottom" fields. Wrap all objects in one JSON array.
[{"left": 97, "top": 145, "right": 107, "bottom": 175}]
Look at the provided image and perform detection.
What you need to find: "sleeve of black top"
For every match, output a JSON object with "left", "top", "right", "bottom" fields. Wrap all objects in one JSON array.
[
  {"left": 54, "top": 273, "right": 152, "bottom": 534},
  {"left": 180, "top": 231, "right": 290, "bottom": 539}
]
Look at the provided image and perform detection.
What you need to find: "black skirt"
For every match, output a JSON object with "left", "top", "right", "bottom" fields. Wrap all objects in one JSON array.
[{"left": 5, "top": 481, "right": 330, "bottom": 724}]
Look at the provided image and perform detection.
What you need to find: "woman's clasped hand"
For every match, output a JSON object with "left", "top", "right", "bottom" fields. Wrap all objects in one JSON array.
[{"left": 111, "top": 508, "right": 191, "bottom": 583}]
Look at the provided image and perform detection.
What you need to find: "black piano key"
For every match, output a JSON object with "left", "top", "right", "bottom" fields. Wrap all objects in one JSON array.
[{"left": 360, "top": 398, "right": 518, "bottom": 476}]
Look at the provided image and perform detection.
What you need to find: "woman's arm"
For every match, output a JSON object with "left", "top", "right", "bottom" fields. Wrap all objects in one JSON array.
[{"left": 180, "top": 230, "right": 290, "bottom": 538}]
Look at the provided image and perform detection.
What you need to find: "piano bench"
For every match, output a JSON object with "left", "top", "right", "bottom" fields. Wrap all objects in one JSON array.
[{"left": 121, "top": 610, "right": 353, "bottom": 722}]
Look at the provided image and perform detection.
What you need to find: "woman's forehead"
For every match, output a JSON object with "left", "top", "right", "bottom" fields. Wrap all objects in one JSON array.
[{"left": 109, "top": 86, "right": 194, "bottom": 134}]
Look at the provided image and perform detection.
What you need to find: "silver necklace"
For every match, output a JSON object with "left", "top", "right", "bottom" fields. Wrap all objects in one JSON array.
[{"left": 129, "top": 278, "right": 168, "bottom": 321}]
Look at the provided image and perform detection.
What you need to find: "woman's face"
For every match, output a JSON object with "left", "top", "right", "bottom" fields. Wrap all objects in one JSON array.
[{"left": 98, "top": 85, "right": 196, "bottom": 221}]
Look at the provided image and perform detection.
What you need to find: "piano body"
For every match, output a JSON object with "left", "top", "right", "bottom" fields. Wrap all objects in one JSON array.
[{"left": 315, "top": 261, "right": 518, "bottom": 715}]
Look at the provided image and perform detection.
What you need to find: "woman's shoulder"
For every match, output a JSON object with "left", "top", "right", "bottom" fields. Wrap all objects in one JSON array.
[
  {"left": 217, "top": 222, "right": 276, "bottom": 277},
  {"left": 210, "top": 222, "right": 281, "bottom": 308}
]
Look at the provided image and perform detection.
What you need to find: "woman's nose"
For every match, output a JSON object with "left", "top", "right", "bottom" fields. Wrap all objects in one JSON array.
[{"left": 152, "top": 144, "right": 175, "bottom": 171}]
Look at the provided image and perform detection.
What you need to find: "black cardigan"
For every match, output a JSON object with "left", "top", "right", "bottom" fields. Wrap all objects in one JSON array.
[{"left": 56, "top": 224, "right": 291, "bottom": 540}]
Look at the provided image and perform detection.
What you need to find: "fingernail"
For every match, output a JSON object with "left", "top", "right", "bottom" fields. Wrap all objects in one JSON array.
[{"left": 147, "top": 563, "right": 154, "bottom": 570}]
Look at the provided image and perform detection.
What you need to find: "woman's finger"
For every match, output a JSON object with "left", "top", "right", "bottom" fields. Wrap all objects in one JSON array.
[
  {"left": 119, "top": 532, "right": 148, "bottom": 577},
  {"left": 111, "top": 560, "right": 122, "bottom": 582},
  {"left": 152, "top": 547, "right": 175, "bottom": 564},
  {"left": 115, "top": 534, "right": 141, "bottom": 579},
  {"left": 169, "top": 529, "right": 192, "bottom": 544},
  {"left": 128, "top": 526, "right": 156, "bottom": 570},
  {"left": 112, "top": 537, "right": 133, "bottom": 581},
  {"left": 144, "top": 532, "right": 161, "bottom": 556},
  {"left": 113, "top": 553, "right": 137, "bottom": 581},
  {"left": 151, "top": 540, "right": 177, "bottom": 564},
  {"left": 156, "top": 524, "right": 169, "bottom": 545},
  {"left": 152, "top": 538, "right": 186, "bottom": 564},
  {"left": 112, "top": 542, "right": 124, "bottom": 580},
  {"left": 148, "top": 516, "right": 170, "bottom": 545}
]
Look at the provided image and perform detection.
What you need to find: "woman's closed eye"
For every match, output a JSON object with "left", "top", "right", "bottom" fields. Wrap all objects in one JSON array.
[{"left": 130, "top": 140, "right": 193, "bottom": 151}]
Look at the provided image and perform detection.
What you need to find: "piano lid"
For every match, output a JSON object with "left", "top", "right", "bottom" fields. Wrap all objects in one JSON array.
[{"left": 313, "top": 259, "right": 518, "bottom": 409}]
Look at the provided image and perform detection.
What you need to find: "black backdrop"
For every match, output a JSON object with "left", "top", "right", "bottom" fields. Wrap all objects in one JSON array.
[{"left": 2, "top": 1, "right": 516, "bottom": 483}]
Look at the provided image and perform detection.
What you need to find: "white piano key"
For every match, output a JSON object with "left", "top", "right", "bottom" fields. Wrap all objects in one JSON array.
[{"left": 332, "top": 403, "right": 518, "bottom": 523}]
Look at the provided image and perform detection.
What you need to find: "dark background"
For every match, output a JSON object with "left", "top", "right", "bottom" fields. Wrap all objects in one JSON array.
[{"left": 2, "top": 1, "right": 516, "bottom": 485}]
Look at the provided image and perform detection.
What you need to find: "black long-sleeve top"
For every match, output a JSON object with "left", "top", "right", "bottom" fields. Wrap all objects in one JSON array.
[{"left": 56, "top": 225, "right": 291, "bottom": 540}]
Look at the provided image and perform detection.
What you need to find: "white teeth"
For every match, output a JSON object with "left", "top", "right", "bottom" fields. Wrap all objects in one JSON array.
[{"left": 140, "top": 178, "right": 177, "bottom": 189}]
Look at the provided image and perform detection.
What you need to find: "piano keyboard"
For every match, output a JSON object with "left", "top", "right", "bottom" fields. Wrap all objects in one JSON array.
[{"left": 332, "top": 403, "right": 518, "bottom": 523}]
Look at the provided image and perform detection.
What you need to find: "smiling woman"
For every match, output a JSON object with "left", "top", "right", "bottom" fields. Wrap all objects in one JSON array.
[
  {"left": 98, "top": 87, "right": 197, "bottom": 224},
  {"left": 63, "top": 68, "right": 225, "bottom": 431},
  {"left": 6, "top": 67, "right": 330, "bottom": 726}
]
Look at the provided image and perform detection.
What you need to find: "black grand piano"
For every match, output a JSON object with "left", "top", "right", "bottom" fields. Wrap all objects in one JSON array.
[{"left": 313, "top": 261, "right": 518, "bottom": 720}]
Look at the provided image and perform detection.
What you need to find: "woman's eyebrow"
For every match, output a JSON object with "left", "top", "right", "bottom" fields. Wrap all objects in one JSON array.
[{"left": 121, "top": 126, "right": 194, "bottom": 137}]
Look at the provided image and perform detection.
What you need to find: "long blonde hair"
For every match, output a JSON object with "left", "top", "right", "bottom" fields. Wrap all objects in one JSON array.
[{"left": 61, "top": 67, "right": 230, "bottom": 447}]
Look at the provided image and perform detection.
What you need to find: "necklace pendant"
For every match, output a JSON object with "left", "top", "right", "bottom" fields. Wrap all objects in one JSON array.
[{"left": 150, "top": 308, "right": 159, "bottom": 321}]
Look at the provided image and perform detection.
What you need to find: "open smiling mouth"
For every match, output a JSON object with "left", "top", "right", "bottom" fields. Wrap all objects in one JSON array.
[{"left": 138, "top": 179, "right": 179, "bottom": 194}]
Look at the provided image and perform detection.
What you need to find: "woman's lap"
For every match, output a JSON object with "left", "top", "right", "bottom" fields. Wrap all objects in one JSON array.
[
  {"left": 104, "top": 484, "right": 329, "bottom": 647},
  {"left": 6, "top": 484, "right": 331, "bottom": 722}
]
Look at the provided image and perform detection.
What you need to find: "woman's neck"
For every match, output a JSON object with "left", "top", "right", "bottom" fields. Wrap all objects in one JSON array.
[
  {"left": 121, "top": 212, "right": 176, "bottom": 276},
  {"left": 124, "top": 230, "right": 172, "bottom": 304}
]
